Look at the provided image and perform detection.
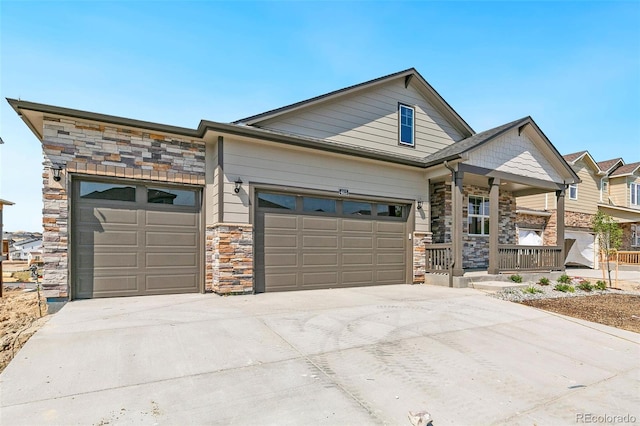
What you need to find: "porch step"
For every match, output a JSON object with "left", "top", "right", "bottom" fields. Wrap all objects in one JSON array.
[{"left": 469, "top": 281, "right": 528, "bottom": 291}]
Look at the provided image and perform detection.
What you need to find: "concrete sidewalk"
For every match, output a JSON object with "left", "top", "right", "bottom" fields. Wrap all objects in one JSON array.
[{"left": 1, "top": 285, "right": 638, "bottom": 425}]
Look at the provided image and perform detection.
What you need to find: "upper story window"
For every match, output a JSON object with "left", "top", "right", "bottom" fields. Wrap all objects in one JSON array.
[
  {"left": 398, "top": 104, "right": 415, "bottom": 147},
  {"left": 600, "top": 179, "right": 609, "bottom": 202},
  {"left": 468, "top": 196, "right": 489, "bottom": 236},
  {"left": 568, "top": 184, "right": 578, "bottom": 200},
  {"left": 631, "top": 182, "right": 639, "bottom": 206}
]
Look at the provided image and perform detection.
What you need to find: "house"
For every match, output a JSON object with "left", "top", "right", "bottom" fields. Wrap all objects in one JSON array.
[
  {"left": 8, "top": 68, "right": 579, "bottom": 300},
  {"left": 9, "top": 238, "right": 43, "bottom": 261},
  {"left": 517, "top": 151, "right": 640, "bottom": 268}
]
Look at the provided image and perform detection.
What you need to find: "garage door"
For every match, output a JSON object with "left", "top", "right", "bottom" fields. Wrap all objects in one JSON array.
[
  {"left": 73, "top": 180, "right": 201, "bottom": 298},
  {"left": 255, "top": 191, "right": 409, "bottom": 292},
  {"left": 565, "top": 231, "right": 595, "bottom": 268}
]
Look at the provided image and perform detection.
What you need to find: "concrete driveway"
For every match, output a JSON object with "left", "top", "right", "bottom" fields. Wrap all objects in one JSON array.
[{"left": 1, "top": 285, "right": 638, "bottom": 425}]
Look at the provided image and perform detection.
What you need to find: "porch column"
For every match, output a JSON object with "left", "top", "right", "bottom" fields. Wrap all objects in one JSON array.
[
  {"left": 452, "top": 170, "right": 464, "bottom": 276},
  {"left": 488, "top": 178, "right": 500, "bottom": 274},
  {"left": 556, "top": 187, "right": 566, "bottom": 271}
]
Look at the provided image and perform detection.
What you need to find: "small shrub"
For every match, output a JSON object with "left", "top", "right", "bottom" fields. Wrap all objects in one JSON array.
[
  {"left": 578, "top": 281, "right": 593, "bottom": 292},
  {"left": 595, "top": 280, "right": 607, "bottom": 291},
  {"left": 538, "top": 277, "right": 550, "bottom": 286},
  {"left": 557, "top": 274, "right": 572, "bottom": 284},
  {"left": 554, "top": 283, "right": 575, "bottom": 293},
  {"left": 522, "top": 286, "right": 543, "bottom": 294},
  {"left": 509, "top": 274, "right": 523, "bottom": 283}
]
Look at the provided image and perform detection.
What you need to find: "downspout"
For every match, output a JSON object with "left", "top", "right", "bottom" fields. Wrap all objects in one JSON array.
[{"left": 444, "top": 161, "right": 455, "bottom": 288}]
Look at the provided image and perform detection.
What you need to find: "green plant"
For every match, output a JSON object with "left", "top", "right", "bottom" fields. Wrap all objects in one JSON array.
[
  {"left": 522, "top": 286, "right": 543, "bottom": 294},
  {"left": 557, "top": 274, "right": 572, "bottom": 284},
  {"left": 593, "top": 211, "right": 623, "bottom": 288},
  {"left": 595, "top": 280, "right": 607, "bottom": 291},
  {"left": 509, "top": 274, "right": 523, "bottom": 283},
  {"left": 578, "top": 281, "right": 593, "bottom": 292},
  {"left": 538, "top": 277, "right": 550, "bottom": 286},
  {"left": 554, "top": 283, "right": 575, "bottom": 293}
]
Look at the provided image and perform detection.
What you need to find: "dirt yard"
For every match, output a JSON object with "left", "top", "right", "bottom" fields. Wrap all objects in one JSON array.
[
  {"left": 0, "top": 287, "right": 48, "bottom": 373},
  {"left": 522, "top": 294, "right": 640, "bottom": 334}
]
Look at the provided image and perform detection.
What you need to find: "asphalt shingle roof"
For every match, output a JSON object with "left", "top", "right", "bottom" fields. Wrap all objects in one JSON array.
[
  {"left": 596, "top": 158, "right": 623, "bottom": 173},
  {"left": 563, "top": 151, "right": 588, "bottom": 163},
  {"left": 610, "top": 161, "right": 640, "bottom": 177}
]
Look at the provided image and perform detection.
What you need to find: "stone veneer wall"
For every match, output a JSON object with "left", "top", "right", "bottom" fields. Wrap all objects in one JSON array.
[
  {"left": 206, "top": 225, "right": 253, "bottom": 294},
  {"left": 427, "top": 182, "right": 516, "bottom": 269},
  {"left": 41, "top": 117, "right": 205, "bottom": 298},
  {"left": 412, "top": 231, "right": 433, "bottom": 284},
  {"left": 543, "top": 210, "right": 594, "bottom": 246}
]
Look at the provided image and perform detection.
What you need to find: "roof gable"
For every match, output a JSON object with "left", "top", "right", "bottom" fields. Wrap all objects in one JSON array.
[
  {"left": 610, "top": 161, "right": 640, "bottom": 177},
  {"left": 235, "top": 68, "right": 474, "bottom": 138},
  {"left": 597, "top": 158, "right": 624, "bottom": 174}
]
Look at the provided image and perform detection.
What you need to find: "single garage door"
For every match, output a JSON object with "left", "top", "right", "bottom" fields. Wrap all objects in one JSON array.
[
  {"left": 73, "top": 179, "right": 201, "bottom": 298},
  {"left": 565, "top": 230, "right": 596, "bottom": 268},
  {"left": 255, "top": 191, "right": 409, "bottom": 292}
]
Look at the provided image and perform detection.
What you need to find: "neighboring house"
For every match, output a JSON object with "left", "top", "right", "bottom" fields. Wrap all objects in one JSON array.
[
  {"left": 517, "top": 151, "right": 640, "bottom": 268},
  {"left": 8, "top": 68, "right": 579, "bottom": 300},
  {"left": 9, "top": 238, "right": 43, "bottom": 261}
]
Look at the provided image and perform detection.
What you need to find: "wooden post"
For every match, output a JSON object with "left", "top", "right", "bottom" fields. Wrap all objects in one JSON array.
[
  {"left": 488, "top": 178, "right": 500, "bottom": 275},
  {"left": 556, "top": 188, "right": 566, "bottom": 272},
  {"left": 452, "top": 170, "right": 464, "bottom": 276}
]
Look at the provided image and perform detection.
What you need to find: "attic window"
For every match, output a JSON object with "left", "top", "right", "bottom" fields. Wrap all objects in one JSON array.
[{"left": 398, "top": 104, "right": 415, "bottom": 147}]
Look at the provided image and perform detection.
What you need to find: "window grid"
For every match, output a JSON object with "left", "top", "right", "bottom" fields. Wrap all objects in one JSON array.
[
  {"left": 398, "top": 104, "right": 415, "bottom": 147},
  {"left": 468, "top": 196, "right": 490, "bottom": 236}
]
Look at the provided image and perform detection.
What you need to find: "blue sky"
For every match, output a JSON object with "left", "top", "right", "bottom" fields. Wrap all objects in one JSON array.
[{"left": 1, "top": 1, "right": 639, "bottom": 231}]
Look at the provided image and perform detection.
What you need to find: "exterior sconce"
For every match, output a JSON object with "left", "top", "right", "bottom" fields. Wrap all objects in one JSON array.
[
  {"left": 417, "top": 200, "right": 423, "bottom": 210},
  {"left": 51, "top": 164, "right": 63, "bottom": 182},
  {"left": 234, "top": 178, "right": 243, "bottom": 194}
]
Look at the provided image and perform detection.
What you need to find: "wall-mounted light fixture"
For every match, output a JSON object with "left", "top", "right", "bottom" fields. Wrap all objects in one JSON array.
[
  {"left": 51, "top": 164, "right": 63, "bottom": 182},
  {"left": 417, "top": 200, "right": 423, "bottom": 210},
  {"left": 234, "top": 178, "right": 243, "bottom": 194}
]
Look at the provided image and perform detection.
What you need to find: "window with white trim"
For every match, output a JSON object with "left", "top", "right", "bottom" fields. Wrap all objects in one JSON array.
[
  {"left": 600, "top": 178, "right": 609, "bottom": 202},
  {"left": 631, "top": 182, "right": 639, "bottom": 206},
  {"left": 632, "top": 224, "right": 640, "bottom": 247},
  {"left": 398, "top": 104, "right": 415, "bottom": 147},
  {"left": 568, "top": 184, "right": 578, "bottom": 200},
  {"left": 468, "top": 196, "right": 489, "bottom": 235}
]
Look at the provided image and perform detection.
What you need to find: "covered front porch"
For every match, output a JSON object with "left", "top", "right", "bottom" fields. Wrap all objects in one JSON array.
[{"left": 415, "top": 117, "right": 579, "bottom": 287}]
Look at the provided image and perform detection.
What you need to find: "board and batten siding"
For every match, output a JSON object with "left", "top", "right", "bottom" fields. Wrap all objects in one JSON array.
[
  {"left": 254, "top": 79, "right": 463, "bottom": 160},
  {"left": 565, "top": 160, "right": 601, "bottom": 215},
  {"left": 219, "top": 138, "right": 429, "bottom": 232},
  {"left": 516, "top": 193, "right": 549, "bottom": 211}
]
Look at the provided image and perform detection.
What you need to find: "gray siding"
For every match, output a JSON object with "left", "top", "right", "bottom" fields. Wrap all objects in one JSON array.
[{"left": 255, "top": 79, "right": 463, "bottom": 159}]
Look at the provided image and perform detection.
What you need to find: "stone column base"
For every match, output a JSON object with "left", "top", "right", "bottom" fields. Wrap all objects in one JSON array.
[
  {"left": 206, "top": 224, "right": 254, "bottom": 295},
  {"left": 413, "top": 232, "right": 433, "bottom": 284}
]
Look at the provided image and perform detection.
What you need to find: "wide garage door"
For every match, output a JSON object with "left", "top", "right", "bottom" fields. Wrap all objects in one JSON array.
[
  {"left": 73, "top": 179, "right": 201, "bottom": 298},
  {"left": 255, "top": 191, "right": 409, "bottom": 292}
]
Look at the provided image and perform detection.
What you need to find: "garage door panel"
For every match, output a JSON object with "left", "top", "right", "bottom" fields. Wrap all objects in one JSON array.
[
  {"left": 146, "top": 231, "right": 197, "bottom": 248},
  {"left": 302, "top": 217, "right": 338, "bottom": 231},
  {"left": 78, "top": 207, "right": 138, "bottom": 226},
  {"left": 265, "top": 215, "right": 297, "bottom": 229},
  {"left": 146, "top": 210, "right": 197, "bottom": 227},
  {"left": 265, "top": 253, "right": 298, "bottom": 267},
  {"left": 377, "top": 269, "right": 405, "bottom": 282},
  {"left": 342, "top": 236, "right": 373, "bottom": 249},
  {"left": 343, "top": 270, "right": 374, "bottom": 284},
  {"left": 342, "top": 220, "right": 373, "bottom": 232},
  {"left": 303, "top": 271, "right": 338, "bottom": 286},
  {"left": 265, "top": 234, "right": 297, "bottom": 248},
  {"left": 303, "top": 253, "right": 338, "bottom": 266},
  {"left": 377, "top": 237, "right": 405, "bottom": 249},
  {"left": 90, "top": 275, "right": 139, "bottom": 294},
  {"left": 78, "top": 229, "right": 138, "bottom": 246},
  {"left": 145, "top": 274, "right": 198, "bottom": 291},
  {"left": 377, "top": 221, "right": 405, "bottom": 233},
  {"left": 265, "top": 273, "right": 298, "bottom": 290},
  {"left": 78, "top": 252, "right": 139, "bottom": 268},
  {"left": 342, "top": 253, "right": 373, "bottom": 266},
  {"left": 377, "top": 253, "right": 405, "bottom": 265},
  {"left": 303, "top": 235, "right": 338, "bottom": 249},
  {"left": 146, "top": 253, "right": 197, "bottom": 268}
]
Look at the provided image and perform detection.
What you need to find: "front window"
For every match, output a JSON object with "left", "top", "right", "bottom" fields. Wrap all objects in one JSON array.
[
  {"left": 632, "top": 224, "right": 640, "bottom": 247},
  {"left": 631, "top": 183, "right": 639, "bottom": 206},
  {"left": 398, "top": 104, "right": 415, "bottom": 147},
  {"left": 568, "top": 184, "right": 578, "bottom": 200},
  {"left": 468, "top": 196, "right": 489, "bottom": 235}
]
